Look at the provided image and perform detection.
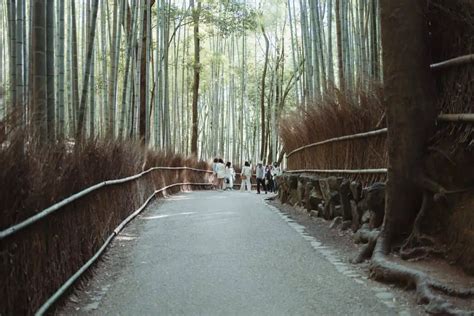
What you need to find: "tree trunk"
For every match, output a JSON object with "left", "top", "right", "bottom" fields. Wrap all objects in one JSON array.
[
  {"left": 16, "top": 0, "right": 24, "bottom": 109},
  {"left": 335, "top": 0, "right": 344, "bottom": 91},
  {"left": 139, "top": 0, "right": 155, "bottom": 144},
  {"left": 32, "top": 0, "right": 47, "bottom": 143},
  {"left": 190, "top": 0, "right": 200, "bottom": 156},
  {"left": 107, "top": 0, "right": 120, "bottom": 138},
  {"left": 46, "top": 0, "right": 55, "bottom": 140},
  {"left": 70, "top": 1, "right": 80, "bottom": 135},
  {"left": 99, "top": 1, "right": 108, "bottom": 137},
  {"left": 56, "top": 0, "right": 65, "bottom": 138},
  {"left": 380, "top": 0, "right": 436, "bottom": 240},
  {"left": 77, "top": 0, "right": 100, "bottom": 138},
  {"left": 260, "top": 25, "right": 269, "bottom": 162},
  {"left": 119, "top": 2, "right": 137, "bottom": 139},
  {"left": 7, "top": 1, "right": 17, "bottom": 108}
]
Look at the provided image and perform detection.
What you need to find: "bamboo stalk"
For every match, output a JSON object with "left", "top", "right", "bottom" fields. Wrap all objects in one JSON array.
[
  {"left": 285, "top": 168, "right": 387, "bottom": 174},
  {"left": 287, "top": 111, "right": 473, "bottom": 161},
  {"left": 430, "top": 54, "right": 474, "bottom": 69},
  {"left": 0, "top": 167, "right": 212, "bottom": 240},
  {"left": 437, "top": 113, "right": 474, "bottom": 122},
  {"left": 34, "top": 182, "right": 212, "bottom": 316},
  {"left": 286, "top": 128, "right": 388, "bottom": 157}
]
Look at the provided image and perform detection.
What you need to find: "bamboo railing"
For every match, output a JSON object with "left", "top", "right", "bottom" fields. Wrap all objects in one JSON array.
[
  {"left": 0, "top": 166, "right": 212, "bottom": 240},
  {"left": 285, "top": 113, "right": 473, "bottom": 174}
]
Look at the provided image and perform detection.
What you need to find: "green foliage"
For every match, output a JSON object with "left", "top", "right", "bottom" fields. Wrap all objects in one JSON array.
[{"left": 200, "top": 0, "right": 258, "bottom": 36}]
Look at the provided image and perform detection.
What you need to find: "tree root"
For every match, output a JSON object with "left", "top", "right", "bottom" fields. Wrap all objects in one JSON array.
[
  {"left": 400, "top": 246, "right": 446, "bottom": 261},
  {"left": 428, "top": 146, "right": 457, "bottom": 166},
  {"left": 350, "top": 173, "right": 474, "bottom": 313},
  {"left": 370, "top": 235, "right": 474, "bottom": 315},
  {"left": 352, "top": 235, "right": 378, "bottom": 264},
  {"left": 398, "top": 191, "right": 445, "bottom": 261},
  {"left": 352, "top": 229, "right": 379, "bottom": 263},
  {"left": 354, "top": 227, "right": 380, "bottom": 244}
]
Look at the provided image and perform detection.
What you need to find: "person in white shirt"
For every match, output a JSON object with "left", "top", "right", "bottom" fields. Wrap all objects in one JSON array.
[
  {"left": 240, "top": 161, "right": 252, "bottom": 192},
  {"left": 216, "top": 158, "right": 226, "bottom": 190},
  {"left": 271, "top": 163, "right": 282, "bottom": 192},
  {"left": 224, "top": 162, "right": 235, "bottom": 190}
]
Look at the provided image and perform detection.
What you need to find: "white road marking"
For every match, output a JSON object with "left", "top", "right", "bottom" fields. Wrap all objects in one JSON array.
[{"left": 142, "top": 212, "right": 196, "bottom": 220}]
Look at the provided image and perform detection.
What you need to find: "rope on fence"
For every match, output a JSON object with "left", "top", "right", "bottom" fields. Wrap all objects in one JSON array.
[
  {"left": 0, "top": 167, "right": 212, "bottom": 240},
  {"left": 430, "top": 54, "right": 474, "bottom": 69},
  {"left": 35, "top": 182, "right": 213, "bottom": 316},
  {"left": 284, "top": 168, "right": 387, "bottom": 174},
  {"left": 286, "top": 128, "right": 388, "bottom": 158}
]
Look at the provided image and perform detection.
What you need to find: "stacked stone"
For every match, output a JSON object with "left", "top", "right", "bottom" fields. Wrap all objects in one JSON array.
[{"left": 275, "top": 173, "right": 386, "bottom": 233}]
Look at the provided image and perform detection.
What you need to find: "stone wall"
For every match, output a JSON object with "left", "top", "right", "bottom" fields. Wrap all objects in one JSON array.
[{"left": 276, "top": 173, "right": 385, "bottom": 233}]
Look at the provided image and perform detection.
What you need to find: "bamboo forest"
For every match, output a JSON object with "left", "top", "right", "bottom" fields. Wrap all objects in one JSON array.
[
  {"left": 0, "top": 0, "right": 382, "bottom": 162},
  {"left": 1, "top": 0, "right": 474, "bottom": 315}
]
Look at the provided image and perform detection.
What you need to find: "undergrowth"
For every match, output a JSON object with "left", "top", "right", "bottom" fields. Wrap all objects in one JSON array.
[
  {"left": 0, "top": 126, "right": 207, "bottom": 230},
  {"left": 280, "top": 87, "right": 387, "bottom": 174},
  {"left": 0, "top": 119, "right": 209, "bottom": 315}
]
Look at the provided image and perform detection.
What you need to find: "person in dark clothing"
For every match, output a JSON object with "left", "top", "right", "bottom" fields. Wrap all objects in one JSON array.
[
  {"left": 265, "top": 165, "right": 274, "bottom": 193},
  {"left": 255, "top": 161, "right": 267, "bottom": 194}
]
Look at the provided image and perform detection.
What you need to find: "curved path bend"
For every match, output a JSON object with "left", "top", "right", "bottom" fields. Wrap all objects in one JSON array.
[{"left": 61, "top": 191, "right": 412, "bottom": 315}]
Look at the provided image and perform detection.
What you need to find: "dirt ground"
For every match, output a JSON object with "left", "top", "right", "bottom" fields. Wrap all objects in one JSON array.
[{"left": 268, "top": 198, "right": 474, "bottom": 314}]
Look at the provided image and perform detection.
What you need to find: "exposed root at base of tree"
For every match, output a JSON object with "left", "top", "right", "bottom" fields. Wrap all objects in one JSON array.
[
  {"left": 352, "top": 229, "right": 379, "bottom": 264},
  {"left": 399, "top": 191, "right": 446, "bottom": 261},
  {"left": 369, "top": 235, "right": 474, "bottom": 315},
  {"left": 351, "top": 183, "right": 474, "bottom": 313},
  {"left": 400, "top": 246, "right": 446, "bottom": 262}
]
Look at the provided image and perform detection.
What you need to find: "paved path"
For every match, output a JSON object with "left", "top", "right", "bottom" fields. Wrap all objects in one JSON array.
[{"left": 62, "top": 191, "right": 407, "bottom": 315}]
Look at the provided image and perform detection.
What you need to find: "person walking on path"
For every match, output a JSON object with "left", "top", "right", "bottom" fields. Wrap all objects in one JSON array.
[
  {"left": 216, "top": 158, "right": 226, "bottom": 190},
  {"left": 225, "top": 162, "right": 235, "bottom": 190},
  {"left": 256, "top": 162, "right": 267, "bottom": 194},
  {"left": 240, "top": 161, "right": 252, "bottom": 192},
  {"left": 265, "top": 165, "right": 274, "bottom": 193},
  {"left": 272, "top": 162, "right": 281, "bottom": 192},
  {"left": 211, "top": 158, "right": 218, "bottom": 189}
]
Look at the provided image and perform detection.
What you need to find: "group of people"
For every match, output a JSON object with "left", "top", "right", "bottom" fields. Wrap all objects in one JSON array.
[
  {"left": 211, "top": 158, "right": 281, "bottom": 194},
  {"left": 211, "top": 158, "right": 236, "bottom": 191}
]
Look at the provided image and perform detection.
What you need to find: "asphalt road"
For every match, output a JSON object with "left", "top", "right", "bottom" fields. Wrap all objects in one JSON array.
[{"left": 61, "top": 191, "right": 409, "bottom": 315}]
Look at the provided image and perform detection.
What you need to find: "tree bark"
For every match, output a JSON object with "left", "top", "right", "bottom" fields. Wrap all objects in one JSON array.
[
  {"left": 16, "top": 0, "right": 24, "bottom": 108},
  {"left": 32, "top": 0, "right": 47, "bottom": 143},
  {"left": 46, "top": 0, "right": 55, "bottom": 140},
  {"left": 139, "top": 0, "right": 155, "bottom": 144},
  {"left": 380, "top": 0, "right": 436, "bottom": 239},
  {"left": 335, "top": 0, "right": 344, "bottom": 91},
  {"left": 77, "top": 0, "right": 100, "bottom": 138},
  {"left": 56, "top": 0, "right": 65, "bottom": 138},
  {"left": 260, "top": 25, "right": 269, "bottom": 162},
  {"left": 190, "top": 0, "right": 200, "bottom": 156},
  {"left": 7, "top": 1, "right": 17, "bottom": 108},
  {"left": 70, "top": 1, "right": 80, "bottom": 135}
]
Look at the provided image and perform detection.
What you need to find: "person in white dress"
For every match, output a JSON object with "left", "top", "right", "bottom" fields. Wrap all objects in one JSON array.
[
  {"left": 225, "top": 162, "right": 235, "bottom": 190},
  {"left": 240, "top": 161, "right": 252, "bottom": 192}
]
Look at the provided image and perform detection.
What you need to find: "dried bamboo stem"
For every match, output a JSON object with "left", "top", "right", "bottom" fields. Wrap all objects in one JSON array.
[
  {"left": 437, "top": 113, "right": 474, "bottom": 122},
  {"left": 286, "top": 128, "right": 388, "bottom": 157},
  {"left": 287, "top": 111, "right": 473, "bottom": 161},
  {"left": 430, "top": 54, "right": 474, "bottom": 69},
  {"left": 0, "top": 167, "right": 211, "bottom": 240},
  {"left": 285, "top": 168, "right": 387, "bottom": 174}
]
